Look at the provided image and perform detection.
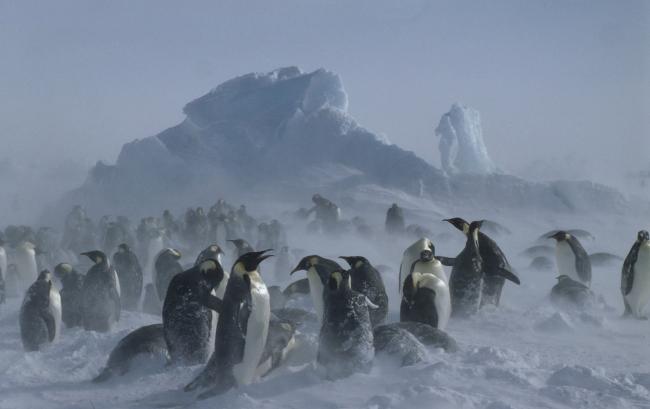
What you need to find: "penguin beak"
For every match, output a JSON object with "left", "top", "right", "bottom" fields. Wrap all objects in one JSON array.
[{"left": 252, "top": 249, "right": 274, "bottom": 270}]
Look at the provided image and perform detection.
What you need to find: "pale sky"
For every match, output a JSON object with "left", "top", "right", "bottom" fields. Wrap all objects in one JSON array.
[{"left": 0, "top": 0, "right": 648, "bottom": 185}]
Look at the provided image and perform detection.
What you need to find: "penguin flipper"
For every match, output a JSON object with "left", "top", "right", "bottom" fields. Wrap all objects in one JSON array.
[
  {"left": 435, "top": 256, "right": 455, "bottom": 267},
  {"left": 495, "top": 267, "right": 520, "bottom": 285},
  {"left": 202, "top": 294, "right": 223, "bottom": 313}
]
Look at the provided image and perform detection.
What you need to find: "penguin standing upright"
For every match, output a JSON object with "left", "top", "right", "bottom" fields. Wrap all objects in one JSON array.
[
  {"left": 339, "top": 256, "right": 388, "bottom": 327},
  {"left": 53, "top": 263, "right": 84, "bottom": 328},
  {"left": 317, "top": 269, "right": 374, "bottom": 380},
  {"left": 400, "top": 248, "right": 451, "bottom": 330},
  {"left": 185, "top": 250, "right": 273, "bottom": 398},
  {"left": 399, "top": 238, "right": 454, "bottom": 297},
  {"left": 163, "top": 259, "right": 226, "bottom": 364},
  {"left": 621, "top": 230, "right": 650, "bottom": 318},
  {"left": 449, "top": 221, "right": 484, "bottom": 317},
  {"left": 112, "top": 243, "right": 143, "bottom": 311},
  {"left": 81, "top": 250, "right": 121, "bottom": 332},
  {"left": 290, "top": 255, "right": 343, "bottom": 322},
  {"left": 154, "top": 248, "right": 183, "bottom": 302},
  {"left": 549, "top": 231, "right": 591, "bottom": 287},
  {"left": 15, "top": 241, "right": 38, "bottom": 295},
  {"left": 444, "top": 217, "right": 520, "bottom": 306},
  {"left": 19, "top": 270, "right": 62, "bottom": 351}
]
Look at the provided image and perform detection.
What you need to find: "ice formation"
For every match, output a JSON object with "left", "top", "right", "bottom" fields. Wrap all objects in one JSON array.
[{"left": 436, "top": 103, "right": 497, "bottom": 175}]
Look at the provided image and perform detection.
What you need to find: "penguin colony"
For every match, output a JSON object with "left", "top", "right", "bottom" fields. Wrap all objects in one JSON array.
[{"left": 1, "top": 197, "right": 649, "bottom": 400}]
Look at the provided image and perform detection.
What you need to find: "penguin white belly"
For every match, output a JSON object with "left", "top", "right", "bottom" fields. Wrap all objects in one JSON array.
[
  {"left": 207, "top": 273, "right": 229, "bottom": 357},
  {"left": 307, "top": 268, "right": 324, "bottom": 321},
  {"left": 626, "top": 244, "right": 650, "bottom": 317},
  {"left": 113, "top": 270, "right": 121, "bottom": 298},
  {"left": 556, "top": 242, "right": 580, "bottom": 283},
  {"left": 0, "top": 247, "right": 7, "bottom": 280},
  {"left": 414, "top": 259, "right": 448, "bottom": 284},
  {"left": 418, "top": 273, "right": 451, "bottom": 330},
  {"left": 399, "top": 238, "right": 433, "bottom": 295},
  {"left": 232, "top": 281, "right": 270, "bottom": 386},
  {"left": 49, "top": 287, "right": 63, "bottom": 340}
]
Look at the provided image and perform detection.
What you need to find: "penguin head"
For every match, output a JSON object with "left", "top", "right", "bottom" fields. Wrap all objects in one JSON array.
[
  {"left": 291, "top": 255, "right": 342, "bottom": 284},
  {"left": 81, "top": 250, "right": 107, "bottom": 264},
  {"left": 419, "top": 249, "right": 434, "bottom": 262},
  {"left": 443, "top": 217, "right": 470, "bottom": 234},
  {"left": 54, "top": 263, "right": 73, "bottom": 280},
  {"left": 548, "top": 231, "right": 570, "bottom": 242},
  {"left": 637, "top": 230, "right": 650, "bottom": 243},
  {"left": 339, "top": 256, "right": 369, "bottom": 269},
  {"left": 38, "top": 269, "right": 53, "bottom": 282},
  {"left": 198, "top": 258, "right": 225, "bottom": 287},
  {"left": 117, "top": 243, "right": 130, "bottom": 253},
  {"left": 290, "top": 255, "right": 325, "bottom": 275},
  {"left": 468, "top": 220, "right": 483, "bottom": 232},
  {"left": 233, "top": 250, "right": 274, "bottom": 276},
  {"left": 328, "top": 269, "right": 351, "bottom": 292}
]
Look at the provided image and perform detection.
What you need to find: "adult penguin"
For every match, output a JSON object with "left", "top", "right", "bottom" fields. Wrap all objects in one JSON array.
[
  {"left": 290, "top": 255, "right": 343, "bottom": 322},
  {"left": 154, "top": 248, "right": 183, "bottom": 302},
  {"left": 163, "top": 259, "right": 226, "bottom": 365},
  {"left": 228, "top": 239, "right": 255, "bottom": 259},
  {"left": 195, "top": 244, "right": 225, "bottom": 267},
  {"left": 449, "top": 220, "right": 484, "bottom": 317},
  {"left": 399, "top": 238, "right": 454, "bottom": 296},
  {"left": 400, "top": 261, "right": 451, "bottom": 330},
  {"left": 317, "top": 269, "right": 374, "bottom": 380},
  {"left": 339, "top": 256, "right": 388, "bottom": 327},
  {"left": 53, "top": 263, "right": 84, "bottom": 328},
  {"left": 621, "top": 230, "right": 650, "bottom": 318},
  {"left": 19, "top": 270, "right": 62, "bottom": 351},
  {"left": 81, "top": 250, "right": 121, "bottom": 332},
  {"left": 549, "top": 231, "right": 591, "bottom": 287},
  {"left": 444, "top": 217, "right": 520, "bottom": 306},
  {"left": 112, "top": 243, "right": 143, "bottom": 311},
  {"left": 185, "top": 250, "right": 273, "bottom": 398}
]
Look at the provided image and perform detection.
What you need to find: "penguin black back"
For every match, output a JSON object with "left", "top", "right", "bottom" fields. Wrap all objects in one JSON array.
[
  {"left": 340, "top": 256, "right": 388, "bottom": 327},
  {"left": 449, "top": 220, "right": 484, "bottom": 317},
  {"left": 112, "top": 243, "right": 143, "bottom": 311}
]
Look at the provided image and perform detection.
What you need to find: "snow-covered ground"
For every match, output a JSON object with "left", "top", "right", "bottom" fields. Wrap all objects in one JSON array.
[{"left": 1, "top": 205, "right": 649, "bottom": 409}]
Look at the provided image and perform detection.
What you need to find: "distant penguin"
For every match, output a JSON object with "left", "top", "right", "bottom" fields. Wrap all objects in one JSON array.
[
  {"left": 444, "top": 217, "right": 520, "bottom": 307},
  {"left": 154, "top": 248, "right": 183, "bottom": 302},
  {"left": 195, "top": 244, "right": 225, "bottom": 267},
  {"left": 621, "top": 230, "right": 650, "bottom": 318},
  {"left": 19, "top": 270, "right": 62, "bottom": 351},
  {"left": 385, "top": 203, "right": 405, "bottom": 234},
  {"left": 228, "top": 239, "right": 255, "bottom": 259},
  {"left": 550, "top": 275, "right": 594, "bottom": 310},
  {"left": 53, "top": 263, "right": 84, "bottom": 328},
  {"left": 339, "top": 256, "right": 388, "bottom": 327},
  {"left": 93, "top": 324, "right": 169, "bottom": 382},
  {"left": 317, "top": 269, "right": 374, "bottom": 380},
  {"left": 143, "top": 231, "right": 165, "bottom": 285},
  {"left": 163, "top": 259, "right": 226, "bottom": 365},
  {"left": 142, "top": 283, "right": 161, "bottom": 315},
  {"left": 549, "top": 231, "right": 591, "bottom": 287},
  {"left": 290, "top": 255, "right": 343, "bottom": 322},
  {"left": 449, "top": 221, "right": 484, "bottom": 317},
  {"left": 112, "top": 243, "right": 143, "bottom": 311},
  {"left": 400, "top": 268, "right": 451, "bottom": 330},
  {"left": 15, "top": 241, "right": 38, "bottom": 295},
  {"left": 81, "top": 250, "right": 121, "bottom": 332},
  {"left": 399, "top": 238, "right": 454, "bottom": 296},
  {"left": 5, "top": 264, "right": 20, "bottom": 297},
  {"left": 185, "top": 250, "right": 273, "bottom": 398}
]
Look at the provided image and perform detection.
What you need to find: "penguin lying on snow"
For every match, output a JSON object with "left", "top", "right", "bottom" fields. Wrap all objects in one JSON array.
[
  {"left": 317, "top": 269, "right": 374, "bottom": 380},
  {"left": 339, "top": 256, "right": 388, "bottom": 327},
  {"left": 550, "top": 275, "right": 594, "bottom": 311},
  {"left": 185, "top": 250, "right": 273, "bottom": 398},
  {"left": 621, "top": 230, "right": 650, "bottom": 318},
  {"left": 19, "top": 270, "right": 62, "bottom": 351},
  {"left": 53, "top": 263, "right": 84, "bottom": 328},
  {"left": 549, "top": 231, "right": 591, "bottom": 287},
  {"left": 93, "top": 324, "right": 169, "bottom": 382}
]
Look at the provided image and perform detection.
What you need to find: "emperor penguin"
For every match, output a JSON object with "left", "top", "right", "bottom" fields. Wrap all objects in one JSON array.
[
  {"left": 112, "top": 243, "right": 143, "bottom": 311},
  {"left": 317, "top": 269, "right": 374, "bottom": 380},
  {"left": 444, "top": 217, "right": 520, "bottom": 307},
  {"left": 290, "top": 255, "right": 343, "bottom": 322},
  {"left": 549, "top": 231, "right": 591, "bottom": 287},
  {"left": 19, "top": 270, "right": 62, "bottom": 351},
  {"left": 81, "top": 250, "right": 121, "bottom": 332},
  {"left": 15, "top": 241, "right": 38, "bottom": 295},
  {"left": 399, "top": 238, "right": 454, "bottom": 296},
  {"left": 339, "top": 256, "right": 389, "bottom": 327},
  {"left": 53, "top": 263, "right": 84, "bottom": 328},
  {"left": 400, "top": 250, "right": 451, "bottom": 330},
  {"left": 163, "top": 259, "right": 225, "bottom": 365},
  {"left": 621, "top": 230, "right": 650, "bottom": 318},
  {"left": 550, "top": 275, "right": 594, "bottom": 311},
  {"left": 154, "top": 248, "right": 183, "bottom": 302},
  {"left": 195, "top": 244, "right": 225, "bottom": 267},
  {"left": 185, "top": 250, "right": 273, "bottom": 398},
  {"left": 449, "top": 220, "right": 484, "bottom": 317}
]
